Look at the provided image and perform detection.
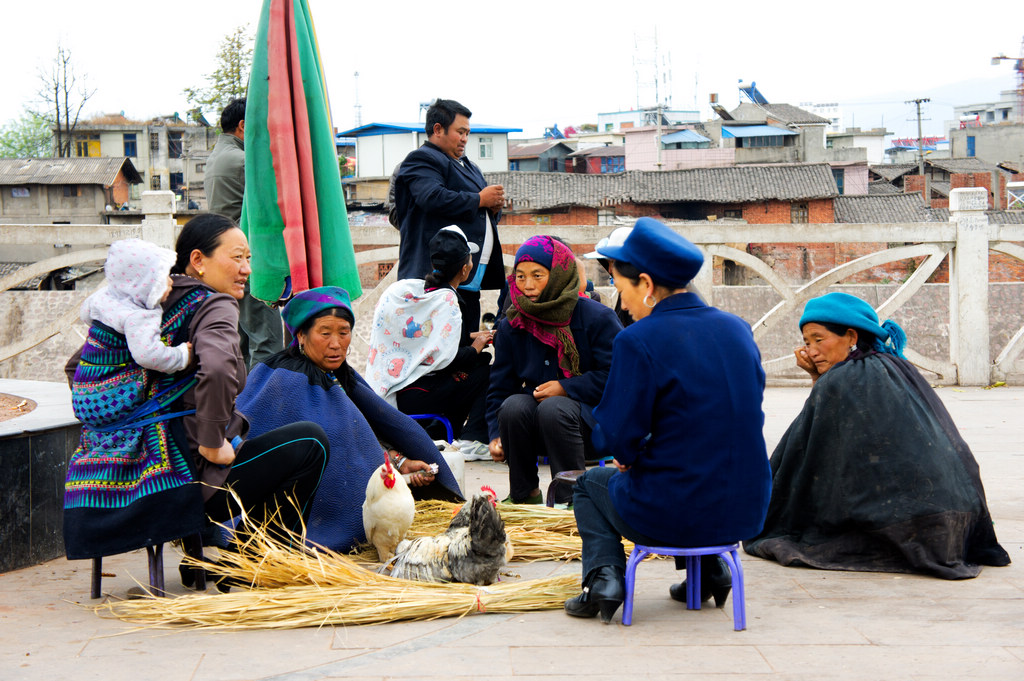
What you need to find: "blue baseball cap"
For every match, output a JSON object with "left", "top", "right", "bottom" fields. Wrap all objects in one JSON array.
[{"left": 595, "top": 217, "right": 703, "bottom": 288}]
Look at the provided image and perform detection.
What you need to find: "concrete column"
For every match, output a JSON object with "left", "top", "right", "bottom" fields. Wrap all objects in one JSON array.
[
  {"left": 691, "top": 247, "right": 714, "bottom": 307},
  {"left": 948, "top": 187, "right": 990, "bottom": 385},
  {"left": 139, "top": 190, "right": 177, "bottom": 248}
]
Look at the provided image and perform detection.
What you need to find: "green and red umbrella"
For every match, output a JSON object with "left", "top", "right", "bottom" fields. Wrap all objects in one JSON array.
[{"left": 242, "top": 0, "right": 362, "bottom": 302}]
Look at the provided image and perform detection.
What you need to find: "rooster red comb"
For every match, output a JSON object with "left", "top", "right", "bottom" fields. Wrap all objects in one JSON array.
[
  {"left": 381, "top": 450, "right": 396, "bottom": 489},
  {"left": 480, "top": 486, "right": 498, "bottom": 506}
]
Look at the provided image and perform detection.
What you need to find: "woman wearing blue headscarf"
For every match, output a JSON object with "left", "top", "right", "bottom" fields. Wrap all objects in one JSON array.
[
  {"left": 236, "top": 286, "right": 461, "bottom": 554},
  {"left": 745, "top": 292, "right": 1010, "bottom": 579}
]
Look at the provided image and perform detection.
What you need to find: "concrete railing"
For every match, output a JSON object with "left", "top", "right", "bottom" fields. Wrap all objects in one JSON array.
[{"left": 2, "top": 188, "right": 1022, "bottom": 385}]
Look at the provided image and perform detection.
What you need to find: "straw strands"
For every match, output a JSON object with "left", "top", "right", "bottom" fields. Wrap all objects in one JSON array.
[{"left": 94, "top": 505, "right": 581, "bottom": 629}]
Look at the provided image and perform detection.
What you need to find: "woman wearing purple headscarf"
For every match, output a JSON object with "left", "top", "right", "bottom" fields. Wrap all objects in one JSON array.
[{"left": 485, "top": 235, "right": 622, "bottom": 505}]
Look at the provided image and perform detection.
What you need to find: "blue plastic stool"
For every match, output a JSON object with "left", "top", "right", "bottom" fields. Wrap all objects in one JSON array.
[
  {"left": 409, "top": 414, "right": 454, "bottom": 443},
  {"left": 622, "top": 543, "right": 746, "bottom": 631}
]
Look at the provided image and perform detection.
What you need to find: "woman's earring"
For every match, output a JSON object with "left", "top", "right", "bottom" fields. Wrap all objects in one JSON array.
[
  {"left": 643, "top": 294, "right": 656, "bottom": 308},
  {"left": 298, "top": 343, "right": 306, "bottom": 356},
  {"left": 197, "top": 270, "right": 204, "bottom": 277},
  {"left": 848, "top": 346, "right": 855, "bottom": 354}
]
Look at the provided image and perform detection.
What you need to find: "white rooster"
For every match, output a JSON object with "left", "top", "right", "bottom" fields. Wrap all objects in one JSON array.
[{"left": 361, "top": 449, "right": 415, "bottom": 562}]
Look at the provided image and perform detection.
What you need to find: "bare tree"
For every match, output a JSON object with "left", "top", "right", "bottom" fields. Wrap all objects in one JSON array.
[
  {"left": 35, "top": 43, "right": 95, "bottom": 158},
  {"left": 184, "top": 24, "right": 254, "bottom": 121}
]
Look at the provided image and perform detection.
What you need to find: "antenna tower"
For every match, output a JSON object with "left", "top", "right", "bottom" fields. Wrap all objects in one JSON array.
[
  {"left": 353, "top": 71, "right": 362, "bottom": 127},
  {"left": 990, "top": 36, "right": 1024, "bottom": 123}
]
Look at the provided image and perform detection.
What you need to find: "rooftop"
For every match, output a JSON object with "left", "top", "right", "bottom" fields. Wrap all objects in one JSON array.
[
  {"left": 0, "top": 157, "right": 142, "bottom": 185},
  {"left": 486, "top": 164, "right": 839, "bottom": 210}
]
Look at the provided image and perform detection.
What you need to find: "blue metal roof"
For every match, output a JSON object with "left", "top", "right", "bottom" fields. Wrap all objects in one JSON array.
[
  {"left": 337, "top": 122, "right": 522, "bottom": 137},
  {"left": 722, "top": 125, "right": 797, "bottom": 138},
  {"left": 660, "top": 129, "right": 710, "bottom": 144}
]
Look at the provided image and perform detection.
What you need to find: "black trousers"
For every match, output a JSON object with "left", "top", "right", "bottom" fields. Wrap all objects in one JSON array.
[
  {"left": 397, "top": 353, "right": 491, "bottom": 443},
  {"left": 205, "top": 421, "right": 329, "bottom": 542},
  {"left": 498, "top": 394, "right": 593, "bottom": 504}
]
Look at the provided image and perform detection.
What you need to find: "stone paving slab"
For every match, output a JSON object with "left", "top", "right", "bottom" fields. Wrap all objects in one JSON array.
[{"left": 1, "top": 387, "right": 1022, "bottom": 681}]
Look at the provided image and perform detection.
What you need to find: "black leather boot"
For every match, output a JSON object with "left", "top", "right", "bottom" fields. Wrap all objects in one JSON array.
[
  {"left": 564, "top": 566, "right": 625, "bottom": 623},
  {"left": 669, "top": 555, "right": 732, "bottom": 608}
]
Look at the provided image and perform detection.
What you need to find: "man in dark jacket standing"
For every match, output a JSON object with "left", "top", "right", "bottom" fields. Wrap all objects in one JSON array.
[
  {"left": 204, "top": 98, "right": 284, "bottom": 367},
  {"left": 393, "top": 99, "right": 506, "bottom": 331}
]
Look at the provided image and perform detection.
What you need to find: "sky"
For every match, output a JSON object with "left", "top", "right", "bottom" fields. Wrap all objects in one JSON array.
[{"left": 2, "top": 0, "right": 1021, "bottom": 143}]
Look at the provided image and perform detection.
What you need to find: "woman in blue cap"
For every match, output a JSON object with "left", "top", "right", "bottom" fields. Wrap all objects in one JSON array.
[
  {"left": 565, "top": 218, "right": 772, "bottom": 623},
  {"left": 745, "top": 292, "right": 1009, "bottom": 578}
]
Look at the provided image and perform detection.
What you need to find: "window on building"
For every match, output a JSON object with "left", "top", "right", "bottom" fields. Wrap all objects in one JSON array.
[
  {"left": 170, "top": 172, "right": 184, "bottom": 192},
  {"left": 63, "top": 185, "right": 81, "bottom": 197},
  {"left": 75, "top": 135, "right": 100, "bottom": 157},
  {"left": 377, "top": 262, "right": 394, "bottom": 280},
  {"left": 791, "top": 203, "right": 808, "bottom": 223},
  {"left": 131, "top": 183, "right": 141, "bottom": 200},
  {"left": 605, "top": 123, "right": 614, "bottom": 131},
  {"left": 10, "top": 187, "right": 29, "bottom": 198},
  {"left": 478, "top": 137, "right": 493, "bottom": 160},
  {"left": 508, "top": 160, "right": 520, "bottom": 171},
  {"left": 1001, "top": 109, "right": 1010, "bottom": 120},
  {"left": 195, "top": 162, "right": 205, "bottom": 174},
  {"left": 123, "top": 133, "right": 137, "bottom": 157},
  {"left": 151, "top": 175, "right": 162, "bottom": 190},
  {"left": 724, "top": 209, "right": 742, "bottom": 219},
  {"left": 986, "top": 111, "right": 995, "bottom": 121},
  {"left": 832, "top": 168, "right": 845, "bottom": 195},
  {"left": 600, "top": 156, "right": 625, "bottom": 173},
  {"left": 547, "top": 158, "right": 560, "bottom": 172},
  {"left": 168, "top": 131, "right": 183, "bottom": 159},
  {"left": 740, "top": 135, "right": 785, "bottom": 148},
  {"left": 150, "top": 132, "right": 160, "bottom": 153},
  {"left": 826, "top": 138, "right": 834, "bottom": 149},
  {"left": 597, "top": 209, "right": 615, "bottom": 226}
]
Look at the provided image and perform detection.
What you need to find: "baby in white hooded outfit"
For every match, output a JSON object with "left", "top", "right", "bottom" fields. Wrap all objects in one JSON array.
[{"left": 80, "top": 238, "right": 191, "bottom": 373}]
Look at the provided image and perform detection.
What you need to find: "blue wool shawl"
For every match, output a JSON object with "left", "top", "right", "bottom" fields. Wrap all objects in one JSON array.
[{"left": 236, "top": 350, "right": 462, "bottom": 552}]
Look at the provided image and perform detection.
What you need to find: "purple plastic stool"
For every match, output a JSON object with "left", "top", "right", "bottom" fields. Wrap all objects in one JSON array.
[{"left": 622, "top": 542, "right": 746, "bottom": 631}]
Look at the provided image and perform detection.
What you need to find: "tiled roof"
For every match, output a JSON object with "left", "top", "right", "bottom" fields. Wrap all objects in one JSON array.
[
  {"left": 567, "top": 145, "right": 625, "bottom": 158},
  {"left": 484, "top": 163, "right": 838, "bottom": 210},
  {"left": 761, "top": 103, "right": 831, "bottom": 125},
  {"left": 928, "top": 208, "right": 1024, "bottom": 224},
  {"left": 868, "top": 180, "right": 901, "bottom": 195},
  {"left": 869, "top": 164, "right": 918, "bottom": 182},
  {"left": 729, "top": 102, "right": 831, "bottom": 125},
  {"left": 0, "top": 157, "right": 142, "bottom": 185},
  {"left": 508, "top": 141, "right": 571, "bottom": 159},
  {"left": 927, "top": 158, "right": 1015, "bottom": 182},
  {"left": 930, "top": 181, "right": 951, "bottom": 197},
  {"left": 833, "top": 194, "right": 938, "bottom": 223}
]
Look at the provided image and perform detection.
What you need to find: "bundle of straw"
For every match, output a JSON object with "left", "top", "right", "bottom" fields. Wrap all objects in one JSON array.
[{"left": 96, "top": 507, "right": 580, "bottom": 629}]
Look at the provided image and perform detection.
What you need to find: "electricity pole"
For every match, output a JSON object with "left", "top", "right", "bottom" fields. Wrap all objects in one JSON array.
[{"left": 906, "top": 97, "right": 930, "bottom": 177}]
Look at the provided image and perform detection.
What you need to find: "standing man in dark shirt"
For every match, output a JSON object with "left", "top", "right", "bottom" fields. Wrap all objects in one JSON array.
[
  {"left": 393, "top": 98, "right": 506, "bottom": 334},
  {"left": 204, "top": 98, "right": 284, "bottom": 367}
]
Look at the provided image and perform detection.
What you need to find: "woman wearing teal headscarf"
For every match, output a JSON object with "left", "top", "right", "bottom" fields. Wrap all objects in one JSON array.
[
  {"left": 236, "top": 286, "right": 461, "bottom": 554},
  {"left": 745, "top": 292, "right": 1010, "bottom": 579}
]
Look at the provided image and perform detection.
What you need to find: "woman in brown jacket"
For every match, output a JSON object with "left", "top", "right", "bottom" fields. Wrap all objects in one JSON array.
[{"left": 64, "top": 215, "right": 330, "bottom": 581}]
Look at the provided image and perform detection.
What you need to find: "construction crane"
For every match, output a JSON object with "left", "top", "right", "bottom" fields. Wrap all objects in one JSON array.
[{"left": 990, "top": 36, "right": 1024, "bottom": 123}]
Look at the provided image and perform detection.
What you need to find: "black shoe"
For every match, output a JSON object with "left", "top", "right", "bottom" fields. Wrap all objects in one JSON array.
[
  {"left": 669, "top": 556, "right": 731, "bottom": 608},
  {"left": 564, "top": 566, "right": 625, "bottom": 624}
]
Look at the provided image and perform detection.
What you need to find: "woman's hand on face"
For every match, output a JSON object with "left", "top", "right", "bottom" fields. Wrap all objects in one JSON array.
[
  {"left": 199, "top": 439, "right": 237, "bottom": 466},
  {"left": 794, "top": 347, "right": 822, "bottom": 382},
  {"left": 533, "top": 380, "right": 567, "bottom": 402},
  {"left": 489, "top": 437, "right": 505, "bottom": 462},
  {"left": 398, "top": 459, "right": 435, "bottom": 487}
]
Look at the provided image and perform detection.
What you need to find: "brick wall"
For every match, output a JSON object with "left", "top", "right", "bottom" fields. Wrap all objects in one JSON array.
[{"left": 905, "top": 175, "right": 926, "bottom": 201}]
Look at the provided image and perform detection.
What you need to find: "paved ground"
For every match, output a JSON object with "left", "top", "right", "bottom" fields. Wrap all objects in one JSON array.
[{"left": 2, "top": 387, "right": 1022, "bottom": 681}]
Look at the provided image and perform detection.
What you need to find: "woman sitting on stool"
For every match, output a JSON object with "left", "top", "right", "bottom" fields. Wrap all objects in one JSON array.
[
  {"left": 565, "top": 218, "right": 772, "bottom": 623},
  {"left": 486, "top": 235, "right": 621, "bottom": 505}
]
